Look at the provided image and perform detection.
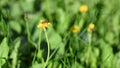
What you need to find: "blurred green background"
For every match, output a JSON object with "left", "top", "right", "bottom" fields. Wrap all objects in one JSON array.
[{"left": 0, "top": 0, "right": 120, "bottom": 68}]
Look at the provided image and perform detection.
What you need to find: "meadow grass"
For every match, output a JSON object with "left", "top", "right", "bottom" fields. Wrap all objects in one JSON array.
[{"left": 0, "top": 0, "right": 120, "bottom": 68}]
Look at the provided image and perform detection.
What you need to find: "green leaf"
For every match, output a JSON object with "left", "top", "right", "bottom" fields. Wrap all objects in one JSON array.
[
  {"left": 32, "top": 63, "right": 43, "bottom": 68},
  {"left": 32, "top": 29, "right": 42, "bottom": 42},
  {"left": 10, "top": 3, "right": 22, "bottom": 18},
  {"left": 41, "top": 1, "right": 57, "bottom": 13},
  {"left": 47, "top": 61, "right": 52, "bottom": 68},
  {"left": 100, "top": 40, "right": 114, "bottom": 68},
  {"left": 0, "top": 0, "right": 7, "bottom": 7},
  {"left": 48, "top": 28, "right": 65, "bottom": 55},
  {"left": 10, "top": 38, "right": 21, "bottom": 68},
  {"left": 0, "top": 16, "right": 7, "bottom": 37},
  {"left": 10, "top": 38, "right": 21, "bottom": 59},
  {"left": 72, "top": 61, "right": 84, "bottom": 68},
  {"left": 20, "top": 0, "right": 34, "bottom": 12},
  {"left": 90, "top": 52, "right": 97, "bottom": 68},
  {"left": 56, "top": 8, "right": 69, "bottom": 34},
  {"left": 112, "top": 12, "right": 119, "bottom": 37},
  {"left": 58, "top": 64, "right": 62, "bottom": 68},
  {"left": 68, "top": 2, "right": 80, "bottom": 15},
  {"left": 112, "top": 52, "right": 120, "bottom": 68},
  {"left": 0, "top": 38, "right": 9, "bottom": 66},
  {"left": 52, "top": 61, "right": 59, "bottom": 68},
  {"left": 37, "top": 49, "right": 43, "bottom": 60},
  {"left": 9, "top": 21, "right": 21, "bottom": 34},
  {"left": 93, "top": 47, "right": 99, "bottom": 58},
  {"left": 105, "top": 31, "right": 114, "bottom": 44}
]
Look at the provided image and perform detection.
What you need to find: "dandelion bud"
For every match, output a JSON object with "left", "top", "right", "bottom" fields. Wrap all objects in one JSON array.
[
  {"left": 79, "top": 5, "right": 88, "bottom": 13},
  {"left": 71, "top": 25, "right": 80, "bottom": 33}
]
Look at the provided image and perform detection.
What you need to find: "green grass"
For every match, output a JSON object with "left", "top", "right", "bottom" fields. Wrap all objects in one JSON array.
[{"left": 0, "top": 0, "right": 120, "bottom": 68}]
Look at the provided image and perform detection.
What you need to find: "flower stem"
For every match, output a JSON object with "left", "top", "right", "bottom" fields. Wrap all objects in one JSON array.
[
  {"left": 43, "top": 28, "right": 50, "bottom": 68},
  {"left": 86, "top": 31, "right": 92, "bottom": 68}
]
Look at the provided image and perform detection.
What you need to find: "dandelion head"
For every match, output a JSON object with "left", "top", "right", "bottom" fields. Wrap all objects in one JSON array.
[
  {"left": 71, "top": 25, "right": 80, "bottom": 33},
  {"left": 88, "top": 23, "right": 95, "bottom": 32},
  {"left": 37, "top": 20, "right": 52, "bottom": 29},
  {"left": 79, "top": 5, "right": 88, "bottom": 13}
]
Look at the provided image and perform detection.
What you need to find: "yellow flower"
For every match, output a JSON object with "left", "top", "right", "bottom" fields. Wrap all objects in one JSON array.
[
  {"left": 37, "top": 20, "right": 52, "bottom": 29},
  {"left": 79, "top": 5, "right": 88, "bottom": 13},
  {"left": 71, "top": 25, "right": 80, "bottom": 33},
  {"left": 88, "top": 23, "right": 95, "bottom": 32}
]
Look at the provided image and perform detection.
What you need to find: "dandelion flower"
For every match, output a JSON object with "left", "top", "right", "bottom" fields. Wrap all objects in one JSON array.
[
  {"left": 79, "top": 5, "right": 88, "bottom": 13},
  {"left": 71, "top": 25, "right": 80, "bottom": 33},
  {"left": 88, "top": 23, "right": 95, "bottom": 32},
  {"left": 37, "top": 20, "right": 52, "bottom": 29}
]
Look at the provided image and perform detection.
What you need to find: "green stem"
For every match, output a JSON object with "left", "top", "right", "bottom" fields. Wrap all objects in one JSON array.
[
  {"left": 49, "top": 47, "right": 58, "bottom": 60},
  {"left": 43, "top": 28, "right": 50, "bottom": 68},
  {"left": 38, "top": 30, "right": 42, "bottom": 49},
  {"left": 88, "top": 32, "right": 92, "bottom": 46},
  {"left": 86, "top": 32, "right": 92, "bottom": 68},
  {"left": 25, "top": 17, "right": 31, "bottom": 41},
  {"left": 25, "top": 16, "right": 37, "bottom": 47},
  {"left": 32, "top": 49, "right": 37, "bottom": 65}
]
